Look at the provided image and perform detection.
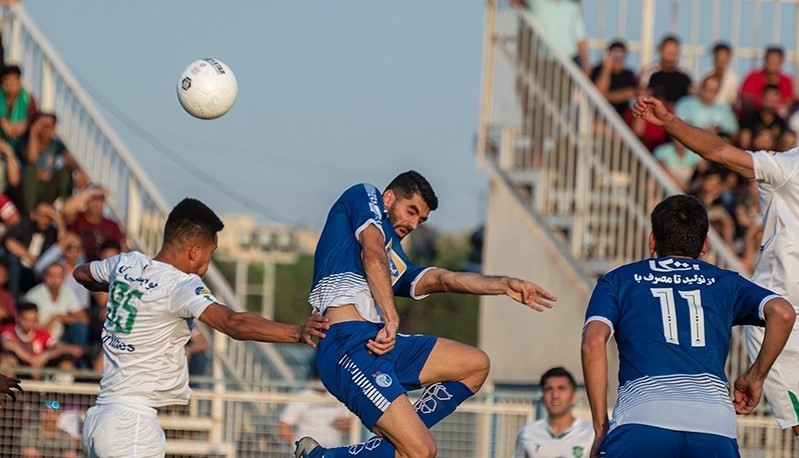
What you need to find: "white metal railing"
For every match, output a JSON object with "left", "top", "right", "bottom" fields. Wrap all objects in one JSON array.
[
  {"left": 0, "top": 5, "right": 294, "bottom": 382},
  {"left": 477, "top": 3, "right": 794, "bottom": 449},
  {"left": 0, "top": 378, "right": 793, "bottom": 458}
]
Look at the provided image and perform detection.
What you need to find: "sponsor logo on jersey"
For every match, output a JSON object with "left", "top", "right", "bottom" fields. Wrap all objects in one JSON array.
[
  {"left": 101, "top": 329, "right": 136, "bottom": 352},
  {"left": 385, "top": 240, "right": 407, "bottom": 286},
  {"left": 365, "top": 185, "right": 383, "bottom": 221},
  {"left": 648, "top": 258, "right": 699, "bottom": 272},
  {"left": 572, "top": 446, "right": 585, "bottom": 457},
  {"left": 194, "top": 286, "right": 216, "bottom": 303},
  {"left": 374, "top": 372, "right": 393, "bottom": 388}
]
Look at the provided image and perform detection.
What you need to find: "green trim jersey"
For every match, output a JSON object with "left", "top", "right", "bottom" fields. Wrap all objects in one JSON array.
[
  {"left": 89, "top": 251, "right": 217, "bottom": 408},
  {"left": 513, "top": 418, "right": 594, "bottom": 458}
]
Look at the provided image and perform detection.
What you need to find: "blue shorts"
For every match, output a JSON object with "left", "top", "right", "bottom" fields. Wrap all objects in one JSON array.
[
  {"left": 602, "top": 424, "right": 739, "bottom": 458},
  {"left": 316, "top": 321, "right": 438, "bottom": 429}
]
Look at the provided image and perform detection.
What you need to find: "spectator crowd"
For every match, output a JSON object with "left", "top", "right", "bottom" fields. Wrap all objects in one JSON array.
[
  {"left": 0, "top": 63, "right": 131, "bottom": 385},
  {"left": 588, "top": 36, "right": 799, "bottom": 272}
]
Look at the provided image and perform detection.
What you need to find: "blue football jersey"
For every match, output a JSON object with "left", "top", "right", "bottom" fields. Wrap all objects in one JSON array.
[
  {"left": 585, "top": 256, "right": 778, "bottom": 438},
  {"left": 309, "top": 183, "right": 432, "bottom": 323}
]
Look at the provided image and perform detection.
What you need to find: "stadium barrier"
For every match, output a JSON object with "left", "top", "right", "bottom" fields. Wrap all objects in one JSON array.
[{"left": 0, "top": 375, "right": 794, "bottom": 457}]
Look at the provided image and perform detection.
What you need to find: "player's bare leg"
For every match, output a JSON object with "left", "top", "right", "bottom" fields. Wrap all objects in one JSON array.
[{"left": 418, "top": 338, "right": 490, "bottom": 391}]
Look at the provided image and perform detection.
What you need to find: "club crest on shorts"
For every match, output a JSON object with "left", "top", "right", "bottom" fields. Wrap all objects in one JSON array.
[{"left": 374, "top": 373, "right": 393, "bottom": 388}]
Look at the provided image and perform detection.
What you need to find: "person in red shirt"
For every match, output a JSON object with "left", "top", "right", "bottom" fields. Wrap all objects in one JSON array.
[
  {"left": 738, "top": 46, "right": 795, "bottom": 117},
  {"left": 63, "top": 186, "right": 127, "bottom": 261},
  {"left": 0, "top": 301, "right": 81, "bottom": 376}
]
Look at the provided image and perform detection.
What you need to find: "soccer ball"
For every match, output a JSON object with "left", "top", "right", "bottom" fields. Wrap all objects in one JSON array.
[{"left": 176, "top": 58, "right": 238, "bottom": 120}]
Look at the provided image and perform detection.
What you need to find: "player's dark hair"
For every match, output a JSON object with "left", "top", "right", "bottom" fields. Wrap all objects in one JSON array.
[
  {"left": 540, "top": 367, "right": 577, "bottom": 390},
  {"left": 712, "top": 42, "right": 731, "bottom": 54},
  {"left": 386, "top": 171, "right": 439, "bottom": 211},
  {"left": 651, "top": 195, "right": 708, "bottom": 258},
  {"left": 765, "top": 46, "right": 784, "bottom": 59},
  {"left": 659, "top": 34, "right": 681, "bottom": 49},
  {"left": 1, "top": 65, "right": 21, "bottom": 79},
  {"left": 17, "top": 301, "right": 38, "bottom": 314},
  {"left": 163, "top": 198, "right": 224, "bottom": 246}
]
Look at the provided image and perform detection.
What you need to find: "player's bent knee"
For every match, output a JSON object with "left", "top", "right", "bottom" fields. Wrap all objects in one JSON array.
[{"left": 396, "top": 435, "right": 437, "bottom": 458}]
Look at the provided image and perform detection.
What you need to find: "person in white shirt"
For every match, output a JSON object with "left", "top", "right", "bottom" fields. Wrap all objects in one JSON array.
[
  {"left": 23, "top": 262, "right": 86, "bottom": 344},
  {"left": 514, "top": 367, "right": 593, "bottom": 458},
  {"left": 73, "top": 198, "right": 329, "bottom": 458},
  {"left": 634, "top": 96, "right": 799, "bottom": 439},
  {"left": 279, "top": 368, "right": 352, "bottom": 448}
]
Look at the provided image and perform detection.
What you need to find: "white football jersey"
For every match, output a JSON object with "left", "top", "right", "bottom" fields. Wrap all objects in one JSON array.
[
  {"left": 89, "top": 251, "right": 217, "bottom": 408},
  {"left": 751, "top": 148, "right": 799, "bottom": 311},
  {"left": 514, "top": 418, "right": 594, "bottom": 458}
]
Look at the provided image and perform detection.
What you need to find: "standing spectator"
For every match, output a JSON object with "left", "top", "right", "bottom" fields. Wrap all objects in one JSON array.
[
  {"left": 0, "top": 65, "right": 37, "bottom": 150},
  {"left": 653, "top": 139, "right": 701, "bottom": 192},
  {"left": 4, "top": 202, "right": 63, "bottom": 297},
  {"left": 18, "top": 113, "right": 84, "bottom": 215},
  {"left": 702, "top": 42, "right": 739, "bottom": 106},
  {"left": 23, "top": 263, "right": 86, "bottom": 347},
  {"left": 63, "top": 186, "right": 126, "bottom": 261},
  {"left": 0, "top": 261, "right": 15, "bottom": 327},
  {"left": 278, "top": 368, "right": 352, "bottom": 448},
  {"left": 0, "top": 302, "right": 82, "bottom": 375},
  {"left": 522, "top": 0, "right": 589, "bottom": 73},
  {"left": 675, "top": 75, "right": 738, "bottom": 135},
  {"left": 639, "top": 35, "right": 693, "bottom": 106},
  {"left": 35, "top": 232, "right": 89, "bottom": 309},
  {"left": 19, "top": 400, "right": 77, "bottom": 458},
  {"left": 738, "top": 85, "right": 788, "bottom": 149},
  {"left": 591, "top": 40, "right": 637, "bottom": 117},
  {"left": 513, "top": 367, "right": 593, "bottom": 458},
  {"left": 739, "top": 46, "right": 794, "bottom": 117}
]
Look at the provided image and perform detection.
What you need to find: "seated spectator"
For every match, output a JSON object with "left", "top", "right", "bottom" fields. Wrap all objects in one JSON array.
[
  {"left": 738, "top": 84, "right": 787, "bottom": 149},
  {"left": 0, "top": 137, "right": 20, "bottom": 227},
  {"left": 675, "top": 75, "right": 738, "bottom": 135},
  {"left": 278, "top": 364, "right": 352, "bottom": 448},
  {"left": 638, "top": 35, "right": 693, "bottom": 106},
  {"left": 63, "top": 186, "right": 126, "bottom": 261},
  {"left": 521, "top": 0, "right": 589, "bottom": 72},
  {"left": 591, "top": 40, "right": 637, "bottom": 117},
  {"left": 4, "top": 202, "right": 63, "bottom": 297},
  {"left": 751, "top": 127, "right": 777, "bottom": 151},
  {"left": 0, "top": 261, "right": 15, "bottom": 327},
  {"left": 654, "top": 139, "right": 701, "bottom": 192},
  {"left": 35, "top": 232, "right": 88, "bottom": 308},
  {"left": 777, "top": 129, "right": 797, "bottom": 151},
  {"left": 0, "top": 65, "right": 37, "bottom": 151},
  {"left": 0, "top": 302, "right": 82, "bottom": 377},
  {"left": 513, "top": 367, "right": 593, "bottom": 458},
  {"left": 19, "top": 399, "right": 77, "bottom": 458},
  {"left": 702, "top": 42, "right": 739, "bottom": 106},
  {"left": 625, "top": 91, "right": 673, "bottom": 150},
  {"left": 738, "top": 46, "right": 794, "bottom": 117},
  {"left": 691, "top": 167, "right": 728, "bottom": 209},
  {"left": 18, "top": 113, "right": 85, "bottom": 215},
  {"left": 23, "top": 263, "right": 86, "bottom": 347}
]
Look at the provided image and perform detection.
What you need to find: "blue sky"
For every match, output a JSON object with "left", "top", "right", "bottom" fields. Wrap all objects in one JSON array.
[{"left": 23, "top": 1, "right": 487, "bottom": 231}]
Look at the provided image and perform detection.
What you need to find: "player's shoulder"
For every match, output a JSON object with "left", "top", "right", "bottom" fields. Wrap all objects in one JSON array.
[
  {"left": 571, "top": 418, "right": 594, "bottom": 435},
  {"left": 519, "top": 419, "right": 549, "bottom": 437}
]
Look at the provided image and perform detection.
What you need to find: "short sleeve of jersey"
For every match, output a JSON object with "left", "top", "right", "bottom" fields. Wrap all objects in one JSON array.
[
  {"left": 732, "top": 275, "right": 778, "bottom": 326},
  {"left": 751, "top": 149, "right": 799, "bottom": 188},
  {"left": 396, "top": 264, "right": 434, "bottom": 300},
  {"left": 89, "top": 254, "right": 122, "bottom": 284},
  {"left": 584, "top": 274, "right": 619, "bottom": 334},
  {"left": 169, "top": 276, "right": 218, "bottom": 319},
  {"left": 341, "top": 183, "right": 385, "bottom": 241}
]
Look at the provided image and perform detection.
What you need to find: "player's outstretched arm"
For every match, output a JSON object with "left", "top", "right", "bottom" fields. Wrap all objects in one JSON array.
[
  {"left": 734, "top": 297, "right": 795, "bottom": 414},
  {"left": 581, "top": 321, "right": 611, "bottom": 457},
  {"left": 632, "top": 96, "right": 755, "bottom": 179},
  {"left": 72, "top": 263, "right": 110, "bottom": 292},
  {"left": 199, "top": 303, "right": 330, "bottom": 347},
  {"left": 413, "top": 269, "right": 556, "bottom": 311}
]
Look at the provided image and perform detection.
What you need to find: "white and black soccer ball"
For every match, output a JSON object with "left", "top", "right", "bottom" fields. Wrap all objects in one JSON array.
[{"left": 177, "top": 58, "right": 238, "bottom": 120}]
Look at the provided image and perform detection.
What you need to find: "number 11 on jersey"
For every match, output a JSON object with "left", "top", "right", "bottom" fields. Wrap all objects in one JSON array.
[{"left": 650, "top": 288, "right": 706, "bottom": 347}]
